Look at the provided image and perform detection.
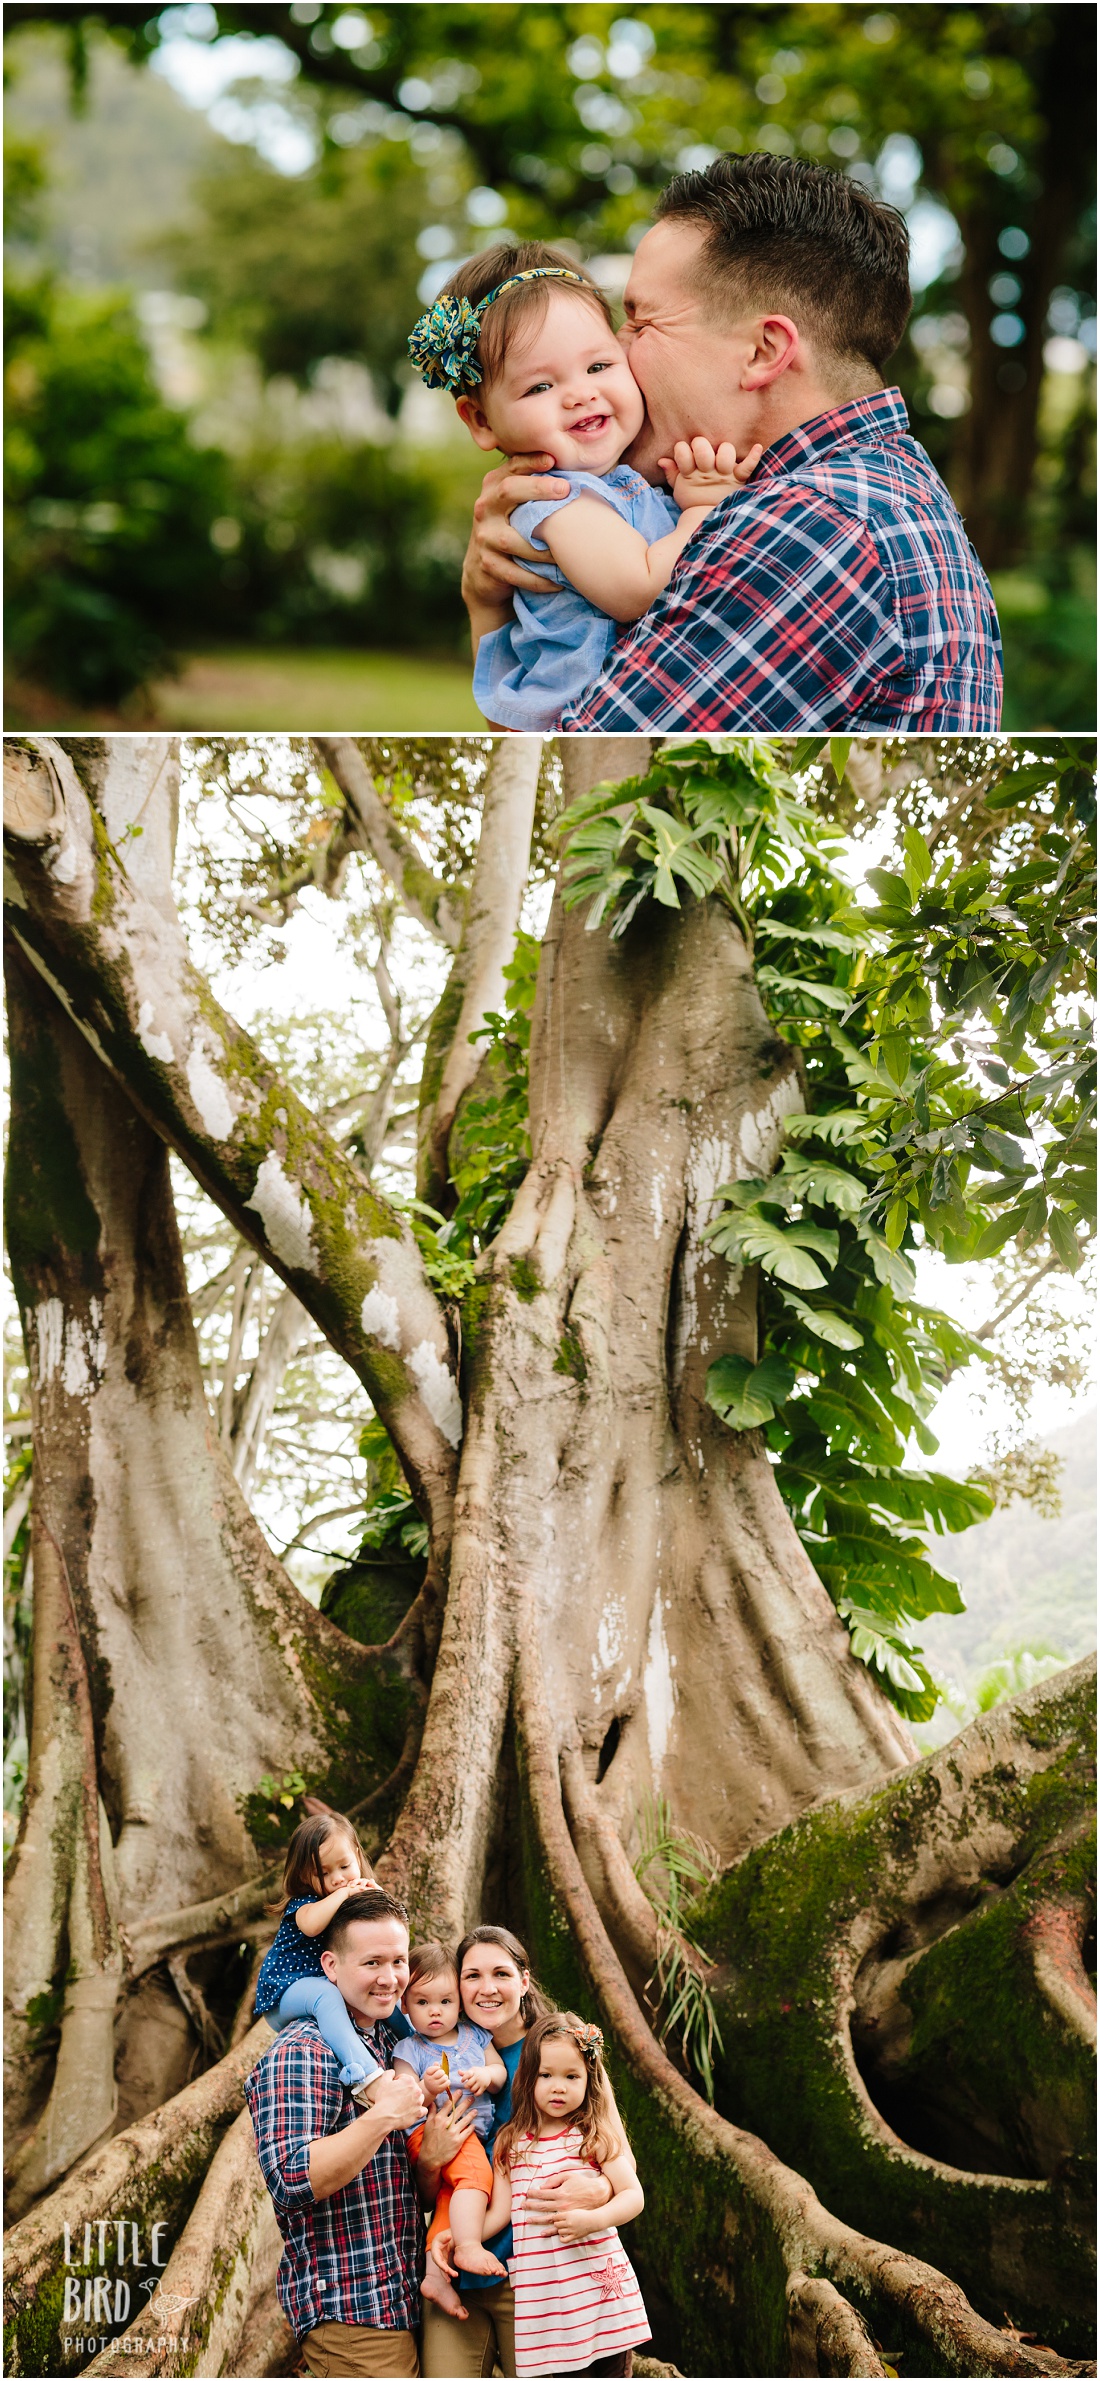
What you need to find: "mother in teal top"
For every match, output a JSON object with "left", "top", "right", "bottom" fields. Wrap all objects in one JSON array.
[{"left": 418, "top": 1925, "right": 618, "bottom": 2379}]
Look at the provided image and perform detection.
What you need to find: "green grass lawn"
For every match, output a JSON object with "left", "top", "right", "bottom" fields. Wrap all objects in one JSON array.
[{"left": 153, "top": 647, "right": 483, "bottom": 731}]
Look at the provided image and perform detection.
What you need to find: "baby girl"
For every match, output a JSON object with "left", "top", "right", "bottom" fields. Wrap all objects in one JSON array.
[{"left": 408, "top": 239, "right": 760, "bottom": 729}]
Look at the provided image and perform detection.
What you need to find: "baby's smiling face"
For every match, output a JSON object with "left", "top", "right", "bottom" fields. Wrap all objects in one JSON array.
[{"left": 457, "top": 285, "right": 644, "bottom": 471}]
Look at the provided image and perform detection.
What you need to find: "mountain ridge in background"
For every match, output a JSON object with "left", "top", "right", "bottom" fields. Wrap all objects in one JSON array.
[{"left": 921, "top": 1409, "right": 1096, "bottom": 1690}]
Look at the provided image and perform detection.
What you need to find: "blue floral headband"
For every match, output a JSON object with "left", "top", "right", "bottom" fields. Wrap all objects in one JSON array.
[{"left": 408, "top": 266, "right": 591, "bottom": 396}]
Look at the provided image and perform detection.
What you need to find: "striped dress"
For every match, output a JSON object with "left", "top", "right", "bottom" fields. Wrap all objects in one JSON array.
[{"left": 507, "top": 2125, "right": 650, "bottom": 2377}]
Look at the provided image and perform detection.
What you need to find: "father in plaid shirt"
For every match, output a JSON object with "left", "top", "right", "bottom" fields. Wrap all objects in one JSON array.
[
  {"left": 246, "top": 1888, "right": 446, "bottom": 2377},
  {"left": 462, "top": 154, "right": 1002, "bottom": 732}
]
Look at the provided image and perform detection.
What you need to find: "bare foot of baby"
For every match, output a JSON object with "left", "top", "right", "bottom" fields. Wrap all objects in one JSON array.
[
  {"left": 420, "top": 2260, "right": 468, "bottom": 2319},
  {"left": 452, "top": 2242, "right": 508, "bottom": 2279}
]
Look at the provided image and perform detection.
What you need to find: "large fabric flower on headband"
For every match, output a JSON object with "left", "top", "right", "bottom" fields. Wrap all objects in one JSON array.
[
  {"left": 575, "top": 2021, "right": 604, "bottom": 2064},
  {"left": 407, "top": 292, "right": 486, "bottom": 395},
  {"left": 408, "top": 267, "right": 590, "bottom": 395}
]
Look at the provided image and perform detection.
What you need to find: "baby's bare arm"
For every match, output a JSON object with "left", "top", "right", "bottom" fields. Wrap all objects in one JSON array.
[
  {"left": 540, "top": 497, "right": 702, "bottom": 624},
  {"left": 542, "top": 444, "right": 760, "bottom": 624},
  {"left": 296, "top": 1883, "right": 354, "bottom": 1937}
]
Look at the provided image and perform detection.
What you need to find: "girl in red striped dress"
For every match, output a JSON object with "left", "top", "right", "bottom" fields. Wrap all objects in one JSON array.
[{"left": 482, "top": 2011, "right": 650, "bottom": 2378}]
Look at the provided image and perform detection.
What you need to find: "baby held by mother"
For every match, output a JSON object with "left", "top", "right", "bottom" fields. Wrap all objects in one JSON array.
[{"left": 245, "top": 1810, "right": 649, "bottom": 2379}]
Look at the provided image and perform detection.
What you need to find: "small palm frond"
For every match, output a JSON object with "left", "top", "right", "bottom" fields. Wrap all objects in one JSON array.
[{"left": 633, "top": 1794, "right": 724, "bottom": 2103}]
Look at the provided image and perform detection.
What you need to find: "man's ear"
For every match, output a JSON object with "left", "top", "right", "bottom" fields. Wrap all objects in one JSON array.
[
  {"left": 740, "top": 314, "right": 800, "bottom": 390},
  {"left": 319, "top": 1948, "right": 338, "bottom": 1982},
  {"left": 456, "top": 393, "right": 502, "bottom": 452}
]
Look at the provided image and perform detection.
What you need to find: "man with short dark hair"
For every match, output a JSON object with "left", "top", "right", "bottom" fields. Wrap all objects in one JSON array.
[
  {"left": 462, "top": 152, "right": 1002, "bottom": 731},
  {"left": 246, "top": 1889, "right": 466, "bottom": 2378}
]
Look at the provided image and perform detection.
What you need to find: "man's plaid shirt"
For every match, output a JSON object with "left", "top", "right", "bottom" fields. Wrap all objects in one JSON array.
[
  {"left": 245, "top": 2017, "right": 423, "bottom": 2341},
  {"left": 560, "top": 388, "right": 1002, "bottom": 732}
]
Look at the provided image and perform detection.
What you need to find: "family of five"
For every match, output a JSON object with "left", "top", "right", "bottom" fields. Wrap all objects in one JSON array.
[{"left": 246, "top": 1810, "right": 649, "bottom": 2378}]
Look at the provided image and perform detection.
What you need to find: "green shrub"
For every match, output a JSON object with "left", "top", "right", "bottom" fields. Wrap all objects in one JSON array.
[{"left": 4, "top": 275, "right": 230, "bottom": 701}]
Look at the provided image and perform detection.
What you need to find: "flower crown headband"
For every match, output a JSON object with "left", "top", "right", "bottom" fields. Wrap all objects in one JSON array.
[
  {"left": 407, "top": 266, "right": 591, "bottom": 396},
  {"left": 546, "top": 2018, "right": 604, "bottom": 2065}
]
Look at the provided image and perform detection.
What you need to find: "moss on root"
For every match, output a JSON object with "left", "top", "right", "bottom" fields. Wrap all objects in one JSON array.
[
  {"left": 3, "top": 2138, "right": 217, "bottom": 2377},
  {"left": 508, "top": 1255, "right": 541, "bottom": 1304},
  {"left": 689, "top": 1662, "right": 1097, "bottom": 2355},
  {"left": 553, "top": 1327, "right": 587, "bottom": 1383}
]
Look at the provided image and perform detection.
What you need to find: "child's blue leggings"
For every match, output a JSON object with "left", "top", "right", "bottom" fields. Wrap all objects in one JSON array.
[{"left": 274, "top": 1978, "right": 383, "bottom": 2089}]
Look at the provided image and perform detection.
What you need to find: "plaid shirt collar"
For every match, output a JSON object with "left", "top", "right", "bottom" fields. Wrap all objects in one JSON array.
[{"left": 750, "top": 385, "right": 911, "bottom": 483}]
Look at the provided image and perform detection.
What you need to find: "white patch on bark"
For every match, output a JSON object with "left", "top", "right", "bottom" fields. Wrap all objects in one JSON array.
[
  {"left": 650, "top": 1175, "right": 665, "bottom": 1242},
  {"left": 245, "top": 1154, "right": 319, "bottom": 1275},
  {"left": 408, "top": 1340, "right": 463, "bottom": 1448},
  {"left": 596, "top": 1600, "right": 625, "bottom": 1674},
  {"left": 47, "top": 840, "right": 80, "bottom": 886},
  {"left": 137, "top": 1002, "right": 175, "bottom": 1065},
  {"left": 34, "top": 1299, "right": 106, "bottom": 1397},
  {"left": 62, "top": 1324, "right": 90, "bottom": 1397},
  {"left": 186, "top": 1043, "right": 236, "bottom": 1142},
  {"left": 593, "top": 1598, "right": 627, "bottom": 1709},
  {"left": 34, "top": 1298, "right": 64, "bottom": 1383},
  {"left": 643, "top": 1592, "right": 676, "bottom": 1774},
  {"left": 360, "top": 1287, "right": 401, "bottom": 1350},
  {"left": 737, "top": 1075, "right": 803, "bottom": 1178}
]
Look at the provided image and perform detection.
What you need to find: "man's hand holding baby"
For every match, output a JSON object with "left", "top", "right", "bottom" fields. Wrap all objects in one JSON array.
[{"left": 658, "top": 435, "right": 763, "bottom": 515}]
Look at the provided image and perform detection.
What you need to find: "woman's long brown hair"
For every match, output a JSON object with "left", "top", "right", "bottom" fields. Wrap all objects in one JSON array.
[
  {"left": 493, "top": 2011, "right": 623, "bottom": 2171},
  {"left": 455, "top": 1924, "right": 551, "bottom": 2029}
]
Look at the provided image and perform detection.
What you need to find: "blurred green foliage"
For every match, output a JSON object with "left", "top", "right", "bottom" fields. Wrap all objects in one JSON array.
[
  {"left": 163, "top": 140, "right": 432, "bottom": 414},
  {"left": 4, "top": 271, "right": 231, "bottom": 701},
  {"left": 3, "top": 3, "right": 1094, "bottom": 717}
]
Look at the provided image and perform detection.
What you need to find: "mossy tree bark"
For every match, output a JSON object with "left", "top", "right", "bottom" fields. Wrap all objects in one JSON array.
[
  {"left": 2, "top": 932, "right": 425, "bottom": 2223},
  {"left": 4, "top": 735, "right": 1094, "bottom": 2379}
]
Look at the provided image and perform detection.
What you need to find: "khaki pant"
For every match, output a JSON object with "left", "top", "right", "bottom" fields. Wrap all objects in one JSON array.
[
  {"left": 419, "top": 2279, "right": 516, "bottom": 2379},
  {"left": 302, "top": 2319, "right": 419, "bottom": 2376}
]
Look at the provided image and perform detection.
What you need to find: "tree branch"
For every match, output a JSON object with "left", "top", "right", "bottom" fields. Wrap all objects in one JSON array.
[
  {"left": 124, "top": 1875, "right": 280, "bottom": 1979},
  {"left": 312, "top": 735, "right": 465, "bottom": 949},
  {"left": 418, "top": 734, "right": 542, "bottom": 1207},
  {"left": 972, "top": 1246, "right": 1069, "bottom": 1342},
  {"left": 3, "top": 737, "right": 460, "bottom": 1544},
  {"left": 228, "top": 1283, "right": 309, "bottom": 1499}
]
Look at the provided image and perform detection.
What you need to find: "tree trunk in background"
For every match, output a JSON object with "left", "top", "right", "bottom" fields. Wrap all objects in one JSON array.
[
  {"left": 388, "top": 736, "right": 912, "bottom": 1936},
  {"left": 950, "top": 7, "right": 1095, "bottom": 567},
  {"left": 3, "top": 937, "right": 420, "bottom": 2216}
]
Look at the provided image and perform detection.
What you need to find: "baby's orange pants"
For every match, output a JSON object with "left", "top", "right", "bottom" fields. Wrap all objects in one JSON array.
[{"left": 406, "top": 2122, "right": 492, "bottom": 2250}]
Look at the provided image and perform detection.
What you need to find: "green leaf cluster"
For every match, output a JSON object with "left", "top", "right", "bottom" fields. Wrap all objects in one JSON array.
[
  {"left": 846, "top": 746, "right": 1096, "bottom": 1272},
  {"left": 240, "top": 1766, "right": 310, "bottom": 1843},
  {"left": 557, "top": 739, "right": 834, "bottom": 946},
  {"left": 561, "top": 737, "right": 1094, "bottom": 1718},
  {"left": 351, "top": 1414, "right": 429, "bottom": 1563},
  {"left": 4, "top": 275, "right": 233, "bottom": 703}
]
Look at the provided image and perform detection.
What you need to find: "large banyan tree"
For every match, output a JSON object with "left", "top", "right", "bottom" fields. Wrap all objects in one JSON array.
[{"left": 3, "top": 731, "right": 1095, "bottom": 2380}]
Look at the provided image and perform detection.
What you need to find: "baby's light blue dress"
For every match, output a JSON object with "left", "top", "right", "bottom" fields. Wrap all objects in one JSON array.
[
  {"left": 473, "top": 465, "right": 680, "bottom": 731},
  {"left": 393, "top": 2019, "right": 498, "bottom": 2138}
]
